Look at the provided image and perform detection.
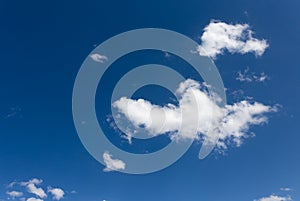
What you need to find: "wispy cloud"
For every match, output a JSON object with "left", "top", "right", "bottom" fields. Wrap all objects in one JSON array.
[
  {"left": 6, "top": 190, "right": 23, "bottom": 198},
  {"left": 90, "top": 53, "right": 108, "bottom": 63},
  {"left": 26, "top": 198, "right": 43, "bottom": 201},
  {"left": 113, "top": 79, "right": 277, "bottom": 150},
  {"left": 236, "top": 67, "right": 269, "bottom": 82},
  {"left": 103, "top": 151, "right": 126, "bottom": 172},
  {"left": 254, "top": 195, "right": 292, "bottom": 201},
  {"left": 198, "top": 20, "right": 269, "bottom": 58},
  {"left": 280, "top": 188, "right": 292, "bottom": 192},
  {"left": 5, "top": 106, "right": 22, "bottom": 119}
]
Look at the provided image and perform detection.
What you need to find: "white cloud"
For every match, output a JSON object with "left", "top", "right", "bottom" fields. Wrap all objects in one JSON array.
[
  {"left": 20, "top": 179, "right": 47, "bottom": 199},
  {"left": 7, "top": 178, "right": 67, "bottom": 201},
  {"left": 20, "top": 178, "right": 43, "bottom": 186},
  {"left": 26, "top": 198, "right": 43, "bottom": 201},
  {"left": 48, "top": 187, "right": 65, "bottom": 200},
  {"left": 254, "top": 195, "right": 292, "bottom": 201},
  {"left": 237, "top": 67, "right": 269, "bottom": 82},
  {"left": 280, "top": 188, "right": 292, "bottom": 192},
  {"left": 103, "top": 151, "right": 126, "bottom": 172},
  {"left": 6, "top": 191, "right": 23, "bottom": 198},
  {"left": 198, "top": 20, "right": 269, "bottom": 58},
  {"left": 90, "top": 53, "right": 108, "bottom": 63},
  {"left": 113, "top": 79, "right": 276, "bottom": 150}
]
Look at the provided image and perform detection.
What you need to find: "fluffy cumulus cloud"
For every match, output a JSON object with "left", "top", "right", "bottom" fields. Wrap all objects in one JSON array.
[
  {"left": 90, "top": 53, "right": 108, "bottom": 63},
  {"left": 254, "top": 195, "right": 292, "bottom": 201},
  {"left": 6, "top": 190, "right": 23, "bottom": 198},
  {"left": 113, "top": 79, "right": 276, "bottom": 150},
  {"left": 197, "top": 20, "right": 269, "bottom": 58},
  {"left": 20, "top": 179, "right": 47, "bottom": 199},
  {"left": 103, "top": 151, "right": 126, "bottom": 172},
  {"left": 48, "top": 187, "right": 65, "bottom": 200}
]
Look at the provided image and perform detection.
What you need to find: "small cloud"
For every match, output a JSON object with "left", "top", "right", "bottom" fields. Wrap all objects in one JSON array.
[
  {"left": 90, "top": 53, "right": 108, "bottom": 63},
  {"left": 6, "top": 191, "right": 23, "bottom": 198},
  {"left": 254, "top": 195, "right": 292, "bottom": 201},
  {"left": 280, "top": 188, "right": 292, "bottom": 192},
  {"left": 5, "top": 106, "right": 22, "bottom": 119},
  {"left": 70, "top": 190, "right": 77, "bottom": 194},
  {"left": 103, "top": 151, "right": 126, "bottom": 172},
  {"left": 163, "top": 51, "right": 171, "bottom": 58},
  {"left": 198, "top": 20, "right": 269, "bottom": 59},
  {"left": 26, "top": 198, "right": 44, "bottom": 201},
  {"left": 48, "top": 187, "right": 65, "bottom": 200},
  {"left": 236, "top": 67, "right": 269, "bottom": 82}
]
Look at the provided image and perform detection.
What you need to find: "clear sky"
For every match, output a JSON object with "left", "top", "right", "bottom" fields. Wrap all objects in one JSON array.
[{"left": 0, "top": 0, "right": 300, "bottom": 201}]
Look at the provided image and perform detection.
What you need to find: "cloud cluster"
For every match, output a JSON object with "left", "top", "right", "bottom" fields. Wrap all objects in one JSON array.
[
  {"left": 236, "top": 67, "right": 269, "bottom": 82},
  {"left": 113, "top": 79, "right": 276, "bottom": 150},
  {"left": 103, "top": 151, "right": 126, "bottom": 172},
  {"left": 197, "top": 20, "right": 269, "bottom": 58},
  {"left": 5, "top": 178, "right": 65, "bottom": 201}
]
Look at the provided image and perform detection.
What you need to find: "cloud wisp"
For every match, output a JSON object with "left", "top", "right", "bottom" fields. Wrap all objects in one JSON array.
[
  {"left": 197, "top": 20, "right": 269, "bottom": 58},
  {"left": 236, "top": 67, "right": 269, "bottom": 83},
  {"left": 113, "top": 79, "right": 276, "bottom": 150},
  {"left": 254, "top": 195, "right": 292, "bottom": 201},
  {"left": 90, "top": 53, "right": 108, "bottom": 63},
  {"left": 26, "top": 198, "right": 44, "bottom": 201},
  {"left": 6, "top": 191, "right": 23, "bottom": 198},
  {"left": 280, "top": 188, "right": 292, "bottom": 192}
]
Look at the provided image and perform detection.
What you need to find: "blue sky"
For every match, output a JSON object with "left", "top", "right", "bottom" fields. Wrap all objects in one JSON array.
[{"left": 1, "top": 0, "right": 300, "bottom": 201}]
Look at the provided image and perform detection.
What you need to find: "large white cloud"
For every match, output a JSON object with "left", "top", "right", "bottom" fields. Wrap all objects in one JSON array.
[
  {"left": 103, "top": 151, "right": 126, "bottom": 172},
  {"left": 48, "top": 187, "right": 65, "bottom": 200},
  {"left": 113, "top": 79, "right": 276, "bottom": 150},
  {"left": 197, "top": 20, "right": 269, "bottom": 58},
  {"left": 254, "top": 195, "right": 292, "bottom": 201}
]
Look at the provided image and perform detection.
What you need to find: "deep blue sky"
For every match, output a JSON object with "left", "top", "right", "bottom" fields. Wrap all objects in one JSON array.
[{"left": 1, "top": 0, "right": 300, "bottom": 201}]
